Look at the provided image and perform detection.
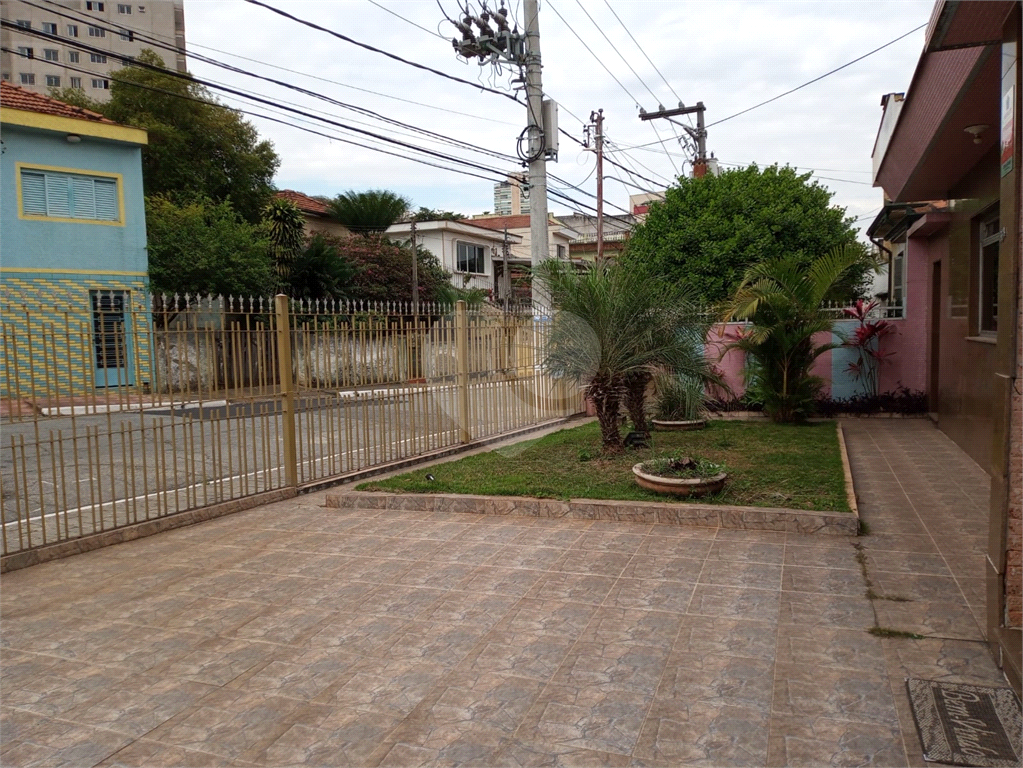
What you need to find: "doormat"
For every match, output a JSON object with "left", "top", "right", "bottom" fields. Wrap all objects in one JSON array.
[{"left": 906, "top": 678, "right": 1021, "bottom": 766}]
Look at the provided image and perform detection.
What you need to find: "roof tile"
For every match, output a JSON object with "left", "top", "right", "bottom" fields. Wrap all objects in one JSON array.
[{"left": 0, "top": 81, "right": 118, "bottom": 124}]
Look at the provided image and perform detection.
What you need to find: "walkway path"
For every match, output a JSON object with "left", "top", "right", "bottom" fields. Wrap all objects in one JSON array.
[{"left": 0, "top": 419, "right": 1011, "bottom": 766}]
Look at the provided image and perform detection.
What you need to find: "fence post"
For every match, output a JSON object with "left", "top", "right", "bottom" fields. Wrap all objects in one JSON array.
[
  {"left": 274, "top": 294, "right": 299, "bottom": 488},
  {"left": 455, "top": 300, "right": 471, "bottom": 443}
]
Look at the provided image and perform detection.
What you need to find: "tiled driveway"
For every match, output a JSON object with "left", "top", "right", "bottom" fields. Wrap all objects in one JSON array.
[{"left": 0, "top": 420, "right": 1012, "bottom": 767}]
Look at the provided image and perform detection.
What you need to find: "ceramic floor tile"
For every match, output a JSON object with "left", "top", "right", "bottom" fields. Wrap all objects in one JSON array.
[
  {"left": 656, "top": 652, "right": 774, "bottom": 711},
  {"left": 634, "top": 699, "right": 770, "bottom": 766},
  {"left": 766, "top": 715, "right": 906, "bottom": 768}
]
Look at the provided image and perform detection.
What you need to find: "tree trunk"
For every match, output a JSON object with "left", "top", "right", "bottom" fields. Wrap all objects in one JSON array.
[
  {"left": 623, "top": 371, "right": 650, "bottom": 433},
  {"left": 590, "top": 379, "right": 623, "bottom": 453}
]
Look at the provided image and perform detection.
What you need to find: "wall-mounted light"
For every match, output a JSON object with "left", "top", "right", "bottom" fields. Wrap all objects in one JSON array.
[
  {"left": 963, "top": 124, "right": 990, "bottom": 144},
  {"left": 65, "top": 134, "right": 81, "bottom": 144}
]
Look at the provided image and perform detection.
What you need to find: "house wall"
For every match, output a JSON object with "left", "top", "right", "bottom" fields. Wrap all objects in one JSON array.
[
  {"left": 418, "top": 230, "right": 497, "bottom": 294},
  {"left": 932, "top": 149, "right": 1001, "bottom": 470},
  {"left": 304, "top": 218, "right": 350, "bottom": 240},
  {"left": 0, "top": 123, "right": 150, "bottom": 395}
]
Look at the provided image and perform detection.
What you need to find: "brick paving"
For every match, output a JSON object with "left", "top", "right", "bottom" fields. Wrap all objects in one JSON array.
[{"left": 0, "top": 419, "right": 1011, "bottom": 767}]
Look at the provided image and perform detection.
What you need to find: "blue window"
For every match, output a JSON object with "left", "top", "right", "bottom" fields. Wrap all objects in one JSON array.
[{"left": 21, "top": 169, "right": 120, "bottom": 222}]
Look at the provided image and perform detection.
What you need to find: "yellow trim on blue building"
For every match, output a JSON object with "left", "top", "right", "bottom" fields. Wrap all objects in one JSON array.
[
  {"left": 1, "top": 108, "right": 148, "bottom": 145},
  {"left": 15, "top": 162, "right": 127, "bottom": 227},
  {"left": 1, "top": 267, "right": 147, "bottom": 276}
]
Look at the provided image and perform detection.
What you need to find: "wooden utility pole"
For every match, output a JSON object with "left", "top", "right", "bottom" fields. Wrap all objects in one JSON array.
[
  {"left": 639, "top": 102, "right": 708, "bottom": 177},
  {"left": 589, "top": 109, "right": 605, "bottom": 264},
  {"left": 410, "top": 219, "right": 419, "bottom": 315}
]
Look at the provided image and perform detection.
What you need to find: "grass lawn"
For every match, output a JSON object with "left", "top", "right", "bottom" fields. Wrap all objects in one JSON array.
[{"left": 359, "top": 419, "right": 850, "bottom": 512}]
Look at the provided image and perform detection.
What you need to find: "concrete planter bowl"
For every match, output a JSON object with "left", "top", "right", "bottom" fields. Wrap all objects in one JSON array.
[
  {"left": 650, "top": 418, "right": 707, "bottom": 431},
  {"left": 632, "top": 463, "right": 728, "bottom": 498}
]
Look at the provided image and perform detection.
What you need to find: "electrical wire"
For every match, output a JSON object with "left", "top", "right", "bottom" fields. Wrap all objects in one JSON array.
[
  {"left": 11, "top": 7, "right": 522, "bottom": 166},
  {"left": 707, "top": 23, "right": 927, "bottom": 128},
  {"left": 571, "top": 0, "right": 660, "bottom": 105},
  {"left": 545, "top": 0, "right": 640, "bottom": 106},
  {"left": 26, "top": 0, "right": 519, "bottom": 125},
  {"left": 243, "top": 0, "right": 523, "bottom": 104},
  {"left": 367, "top": 0, "right": 448, "bottom": 40},
  {"left": 601, "top": 0, "right": 690, "bottom": 126}
]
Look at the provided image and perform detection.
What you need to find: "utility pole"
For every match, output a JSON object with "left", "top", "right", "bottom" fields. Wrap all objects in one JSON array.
[
  {"left": 502, "top": 227, "right": 511, "bottom": 312},
  {"left": 639, "top": 101, "right": 708, "bottom": 177},
  {"left": 410, "top": 219, "right": 419, "bottom": 315},
  {"left": 523, "top": 0, "right": 551, "bottom": 312},
  {"left": 444, "top": 0, "right": 557, "bottom": 311},
  {"left": 587, "top": 109, "right": 605, "bottom": 264}
]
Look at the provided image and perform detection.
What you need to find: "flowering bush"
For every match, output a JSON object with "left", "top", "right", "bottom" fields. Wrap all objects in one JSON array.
[{"left": 843, "top": 299, "right": 896, "bottom": 397}]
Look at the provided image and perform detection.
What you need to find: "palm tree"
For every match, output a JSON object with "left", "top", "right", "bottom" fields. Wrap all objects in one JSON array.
[
  {"left": 262, "top": 198, "right": 306, "bottom": 290},
  {"left": 327, "top": 189, "right": 411, "bottom": 235},
  {"left": 722, "top": 245, "right": 874, "bottom": 422},
  {"left": 537, "top": 260, "right": 712, "bottom": 453}
]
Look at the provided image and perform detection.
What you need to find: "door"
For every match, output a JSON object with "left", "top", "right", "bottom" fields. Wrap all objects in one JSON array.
[
  {"left": 91, "top": 291, "right": 130, "bottom": 387},
  {"left": 929, "top": 261, "right": 941, "bottom": 413}
]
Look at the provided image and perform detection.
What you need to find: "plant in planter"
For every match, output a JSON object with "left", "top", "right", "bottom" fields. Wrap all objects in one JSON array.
[
  {"left": 633, "top": 454, "right": 728, "bottom": 497},
  {"left": 652, "top": 372, "right": 708, "bottom": 430}
]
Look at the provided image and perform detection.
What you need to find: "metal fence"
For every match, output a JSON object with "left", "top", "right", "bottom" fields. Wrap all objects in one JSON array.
[{"left": 0, "top": 294, "right": 581, "bottom": 556}]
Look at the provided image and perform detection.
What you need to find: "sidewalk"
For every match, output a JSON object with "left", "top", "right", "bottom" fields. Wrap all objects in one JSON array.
[{"left": 0, "top": 419, "right": 1011, "bottom": 767}]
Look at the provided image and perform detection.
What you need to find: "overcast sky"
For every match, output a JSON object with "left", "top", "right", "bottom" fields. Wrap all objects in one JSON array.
[{"left": 184, "top": 0, "right": 933, "bottom": 237}]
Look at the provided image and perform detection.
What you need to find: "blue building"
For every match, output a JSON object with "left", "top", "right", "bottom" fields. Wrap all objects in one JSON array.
[{"left": 0, "top": 82, "right": 149, "bottom": 395}]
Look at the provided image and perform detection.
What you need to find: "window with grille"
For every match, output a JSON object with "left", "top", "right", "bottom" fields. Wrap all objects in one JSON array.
[
  {"left": 91, "top": 292, "right": 127, "bottom": 371},
  {"left": 19, "top": 73, "right": 35, "bottom": 85},
  {"left": 45, "top": 75, "right": 60, "bottom": 87},
  {"left": 68, "top": 51, "right": 80, "bottom": 63},
  {"left": 979, "top": 212, "right": 1000, "bottom": 334},
  {"left": 90, "top": 53, "right": 107, "bottom": 63},
  {"left": 456, "top": 242, "right": 486, "bottom": 274},
  {"left": 117, "top": 4, "right": 132, "bottom": 13},
  {"left": 20, "top": 168, "right": 120, "bottom": 223},
  {"left": 44, "top": 49, "right": 59, "bottom": 61},
  {"left": 88, "top": 26, "right": 105, "bottom": 37},
  {"left": 70, "top": 76, "right": 82, "bottom": 89}
]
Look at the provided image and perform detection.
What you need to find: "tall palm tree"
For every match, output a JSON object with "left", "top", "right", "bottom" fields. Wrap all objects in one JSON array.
[
  {"left": 537, "top": 260, "right": 712, "bottom": 453},
  {"left": 722, "top": 245, "right": 873, "bottom": 422},
  {"left": 327, "top": 190, "right": 411, "bottom": 235}
]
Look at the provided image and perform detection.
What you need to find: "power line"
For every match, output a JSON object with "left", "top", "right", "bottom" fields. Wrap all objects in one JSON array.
[
  {"left": 707, "top": 23, "right": 927, "bottom": 128},
  {"left": 243, "top": 0, "right": 523, "bottom": 104},
  {"left": 366, "top": 0, "right": 447, "bottom": 40},
  {"left": 12, "top": 7, "right": 521, "bottom": 167},
  {"left": 27, "top": 0, "right": 517, "bottom": 126},
  {"left": 601, "top": 0, "right": 686, "bottom": 116},
  {"left": 545, "top": 0, "right": 641, "bottom": 106},
  {"left": 571, "top": 0, "right": 659, "bottom": 105}
]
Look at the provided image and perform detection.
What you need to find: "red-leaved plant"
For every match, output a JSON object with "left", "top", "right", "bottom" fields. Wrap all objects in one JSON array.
[{"left": 843, "top": 299, "right": 896, "bottom": 397}]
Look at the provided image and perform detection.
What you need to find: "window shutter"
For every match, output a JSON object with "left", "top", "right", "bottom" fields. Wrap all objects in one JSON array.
[
  {"left": 71, "top": 176, "right": 96, "bottom": 219},
  {"left": 94, "top": 179, "right": 118, "bottom": 220},
  {"left": 21, "top": 171, "right": 46, "bottom": 215},
  {"left": 45, "top": 174, "right": 72, "bottom": 217}
]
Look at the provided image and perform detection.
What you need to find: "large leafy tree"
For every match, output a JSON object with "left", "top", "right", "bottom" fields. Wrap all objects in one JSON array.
[
  {"left": 145, "top": 195, "right": 272, "bottom": 299},
  {"left": 723, "top": 245, "right": 866, "bottom": 422},
  {"left": 55, "top": 50, "right": 279, "bottom": 223},
  {"left": 328, "top": 190, "right": 411, "bottom": 234},
  {"left": 625, "top": 164, "right": 873, "bottom": 305},
  {"left": 537, "top": 260, "right": 713, "bottom": 453}
]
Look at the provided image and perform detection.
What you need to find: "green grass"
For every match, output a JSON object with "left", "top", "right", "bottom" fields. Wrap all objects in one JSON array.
[{"left": 359, "top": 419, "right": 851, "bottom": 512}]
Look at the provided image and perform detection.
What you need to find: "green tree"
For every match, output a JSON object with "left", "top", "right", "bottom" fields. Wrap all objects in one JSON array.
[
  {"left": 288, "top": 234, "right": 361, "bottom": 301},
  {"left": 262, "top": 198, "right": 306, "bottom": 289},
  {"left": 537, "top": 260, "right": 712, "bottom": 453},
  {"left": 722, "top": 246, "right": 866, "bottom": 422},
  {"left": 146, "top": 195, "right": 272, "bottom": 298},
  {"left": 625, "top": 164, "right": 873, "bottom": 305},
  {"left": 57, "top": 50, "right": 279, "bottom": 223},
  {"left": 410, "top": 207, "right": 466, "bottom": 222},
  {"left": 315, "top": 234, "right": 452, "bottom": 304},
  {"left": 328, "top": 190, "right": 411, "bottom": 234}
]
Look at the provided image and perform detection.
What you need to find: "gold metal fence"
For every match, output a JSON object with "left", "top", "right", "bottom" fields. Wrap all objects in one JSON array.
[{"left": 0, "top": 294, "right": 582, "bottom": 556}]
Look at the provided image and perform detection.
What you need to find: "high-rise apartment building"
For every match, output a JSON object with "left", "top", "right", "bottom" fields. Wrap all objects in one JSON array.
[
  {"left": 493, "top": 172, "right": 529, "bottom": 216},
  {"left": 1, "top": 0, "right": 185, "bottom": 99}
]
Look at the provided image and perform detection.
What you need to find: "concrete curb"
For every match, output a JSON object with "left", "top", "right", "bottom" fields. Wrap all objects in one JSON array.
[
  {"left": 326, "top": 491, "right": 858, "bottom": 536},
  {"left": 837, "top": 422, "right": 860, "bottom": 518}
]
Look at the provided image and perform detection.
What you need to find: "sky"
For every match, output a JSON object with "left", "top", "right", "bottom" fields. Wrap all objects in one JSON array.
[{"left": 184, "top": 0, "right": 935, "bottom": 239}]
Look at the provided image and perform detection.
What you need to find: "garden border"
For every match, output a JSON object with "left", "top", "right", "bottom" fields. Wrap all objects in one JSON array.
[{"left": 326, "top": 489, "right": 858, "bottom": 536}]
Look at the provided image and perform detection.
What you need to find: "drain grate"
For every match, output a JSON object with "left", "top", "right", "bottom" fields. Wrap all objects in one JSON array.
[{"left": 906, "top": 678, "right": 1021, "bottom": 767}]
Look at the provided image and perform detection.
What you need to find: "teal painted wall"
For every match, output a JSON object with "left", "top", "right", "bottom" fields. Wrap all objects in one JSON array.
[{"left": 0, "top": 124, "right": 147, "bottom": 273}]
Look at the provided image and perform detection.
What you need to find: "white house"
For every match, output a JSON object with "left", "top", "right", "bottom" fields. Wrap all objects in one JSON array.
[{"left": 386, "top": 219, "right": 523, "bottom": 301}]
